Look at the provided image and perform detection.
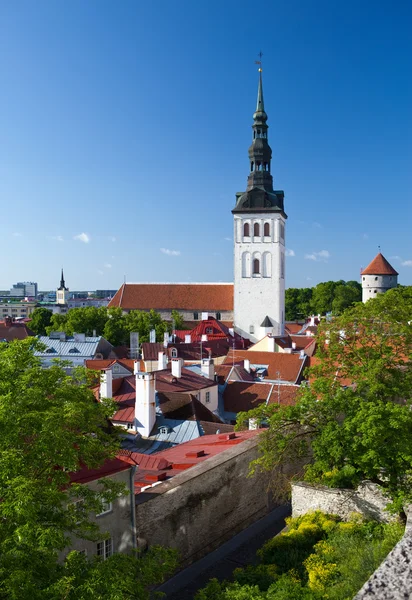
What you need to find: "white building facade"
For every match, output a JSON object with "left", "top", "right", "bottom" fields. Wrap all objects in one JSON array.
[{"left": 233, "top": 69, "right": 287, "bottom": 342}]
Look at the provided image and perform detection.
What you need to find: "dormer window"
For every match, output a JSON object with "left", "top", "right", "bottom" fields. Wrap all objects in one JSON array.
[
  {"left": 206, "top": 327, "right": 213, "bottom": 334},
  {"left": 46, "top": 347, "right": 57, "bottom": 353},
  {"left": 159, "top": 426, "right": 169, "bottom": 435},
  {"left": 170, "top": 347, "right": 178, "bottom": 358},
  {"left": 68, "top": 347, "right": 80, "bottom": 353}
]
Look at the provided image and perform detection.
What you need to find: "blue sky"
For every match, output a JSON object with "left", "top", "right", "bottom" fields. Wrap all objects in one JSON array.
[{"left": 0, "top": 0, "right": 411, "bottom": 291}]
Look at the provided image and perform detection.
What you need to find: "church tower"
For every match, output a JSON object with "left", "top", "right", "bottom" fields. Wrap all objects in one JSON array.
[
  {"left": 56, "top": 268, "right": 69, "bottom": 305},
  {"left": 232, "top": 67, "right": 287, "bottom": 342}
]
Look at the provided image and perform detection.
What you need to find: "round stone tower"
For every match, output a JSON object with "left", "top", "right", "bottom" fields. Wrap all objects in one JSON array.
[{"left": 361, "top": 253, "right": 398, "bottom": 303}]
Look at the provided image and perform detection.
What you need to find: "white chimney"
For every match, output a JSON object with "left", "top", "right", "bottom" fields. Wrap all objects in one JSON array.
[
  {"left": 163, "top": 332, "right": 169, "bottom": 348},
  {"left": 267, "top": 335, "right": 276, "bottom": 352},
  {"left": 201, "top": 334, "right": 208, "bottom": 342},
  {"left": 157, "top": 351, "right": 167, "bottom": 371},
  {"left": 171, "top": 358, "right": 183, "bottom": 378},
  {"left": 244, "top": 359, "right": 250, "bottom": 373},
  {"left": 310, "top": 316, "right": 315, "bottom": 326},
  {"left": 133, "top": 360, "right": 140, "bottom": 375},
  {"left": 135, "top": 372, "right": 156, "bottom": 438},
  {"left": 100, "top": 369, "right": 113, "bottom": 399},
  {"left": 185, "top": 334, "right": 191, "bottom": 343},
  {"left": 292, "top": 342, "right": 297, "bottom": 350},
  {"left": 201, "top": 357, "right": 215, "bottom": 380},
  {"left": 229, "top": 328, "right": 234, "bottom": 337},
  {"left": 201, "top": 312, "right": 208, "bottom": 321},
  {"left": 249, "top": 418, "right": 259, "bottom": 430}
]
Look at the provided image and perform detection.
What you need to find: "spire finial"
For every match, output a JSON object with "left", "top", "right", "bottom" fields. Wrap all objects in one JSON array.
[{"left": 254, "top": 52, "right": 265, "bottom": 115}]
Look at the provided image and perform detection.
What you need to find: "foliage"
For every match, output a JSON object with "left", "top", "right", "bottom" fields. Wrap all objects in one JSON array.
[
  {"left": 44, "top": 306, "right": 180, "bottom": 347},
  {"left": 238, "top": 287, "right": 412, "bottom": 509},
  {"left": 29, "top": 307, "right": 53, "bottom": 335},
  {"left": 171, "top": 309, "right": 185, "bottom": 331},
  {"left": 0, "top": 340, "right": 177, "bottom": 599},
  {"left": 285, "top": 280, "right": 362, "bottom": 320},
  {"left": 195, "top": 512, "right": 403, "bottom": 600}
]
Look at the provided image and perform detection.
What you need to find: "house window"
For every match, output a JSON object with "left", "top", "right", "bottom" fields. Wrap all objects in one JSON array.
[
  {"left": 96, "top": 500, "right": 112, "bottom": 517},
  {"left": 171, "top": 347, "right": 178, "bottom": 358},
  {"left": 159, "top": 426, "right": 169, "bottom": 435},
  {"left": 97, "top": 539, "right": 112, "bottom": 560},
  {"left": 126, "top": 423, "right": 134, "bottom": 430},
  {"left": 264, "top": 222, "right": 270, "bottom": 236},
  {"left": 205, "top": 391, "right": 210, "bottom": 404},
  {"left": 253, "top": 259, "right": 260, "bottom": 274},
  {"left": 375, "top": 277, "right": 378, "bottom": 281},
  {"left": 216, "top": 312, "right": 221, "bottom": 320},
  {"left": 249, "top": 325, "right": 254, "bottom": 334},
  {"left": 206, "top": 327, "right": 213, "bottom": 334},
  {"left": 254, "top": 223, "right": 260, "bottom": 237},
  {"left": 280, "top": 222, "right": 285, "bottom": 241},
  {"left": 193, "top": 312, "right": 199, "bottom": 320},
  {"left": 363, "top": 277, "right": 365, "bottom": 280},
  {"left": 243, "top": 223, "right": 250, "bottom": 237}
]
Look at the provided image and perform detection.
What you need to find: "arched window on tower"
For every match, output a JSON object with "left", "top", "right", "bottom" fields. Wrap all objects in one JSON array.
[
  {"left": 253, "top": 258, "right": 260, "bottom": 274},
  {"left": 254, "top": 223, "right": 260, "bottom": 237},
  {"left": 264, "top": 222, "right": 270, "bottom": 237},
  {"left": 243, "top": 223, "right": 250, "bottom": 237}
]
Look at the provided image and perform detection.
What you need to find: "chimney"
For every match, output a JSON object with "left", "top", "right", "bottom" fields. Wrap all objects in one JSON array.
[
  {"left": 309, "top": 316, "right": 315, "bottom": 326},
  {"left": 244, "top": 359, "right": 250, "bottom": 373},
  {"left": 292, "top": 342, "right": 297, "bottom": 350},
  {"left": 133, "top": 360, "right": 140, "bottom": 375},
  {"left": 201, "top": 334, "right": 208, "bottom": 342},
  {"left": 267, "top": 335, "right": 276, "bottom": 352},
  {"left": 184, "top": 334, "right": 191, "bottom": 343},
  {"left": 157, "top": 351, "right": 167, "bottom": 371},
  {"left": 100, "top": 369, "right": 113, "bottom": 399},
  {"left": 92, "top": 329, "right": 97, "bottom": 337},
  {"left": 201, "top": 312, "right": 208, "bottom": 320},
  {"left": 201, "top": 357, "right": 215, "bottom": 380},
  {"left": 135, "top": 372, "right": 156, "bottom": 438},
  {"left": 171, "top": 358, "right": 183, "bottom": 378},
  {"left": 249, "top": 418, "right": 259, "bottom": 430}
]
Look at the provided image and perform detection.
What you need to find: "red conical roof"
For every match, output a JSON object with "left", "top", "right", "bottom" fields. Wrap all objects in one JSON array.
[{"left": 361, "top": 253, "right": 398, "bottom": 276}]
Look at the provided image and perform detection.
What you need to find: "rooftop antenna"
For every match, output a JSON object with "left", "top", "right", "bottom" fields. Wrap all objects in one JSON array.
[
  {"left": 378, "top": 245, "right": 381, "bottom": 253},
  {"left": 123, "top": 274, "right": 126, "bottom": 284}
]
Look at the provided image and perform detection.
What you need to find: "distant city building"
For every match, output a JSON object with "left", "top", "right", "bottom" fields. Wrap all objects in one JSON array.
[
  {"left": 10, "top": 281, "right": 38, "bottom": 298},
  {"left": 95, "top": 289, "right": 118, "bottom": 299},
  {"left": 361, "top": 253, "right": 398, "bottom": 303},
  {"left": 0, "top": 300, "right": 37, "bottom": 319},
  {"left": 34, "top": 333, "right": 113, "bottom": 368}
]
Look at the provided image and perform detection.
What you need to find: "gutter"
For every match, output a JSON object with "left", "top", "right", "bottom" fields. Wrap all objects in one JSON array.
[{"left": 129, "top": 465, "right": 137, "bottom": 550}]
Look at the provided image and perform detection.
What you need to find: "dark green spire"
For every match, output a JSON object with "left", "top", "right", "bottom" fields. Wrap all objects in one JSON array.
[
  {"left": 58, "top": 268, "right": 68, "bottom": 291},
  {"left": 254, "top": 70, "right": 266, "bottom": 118}
]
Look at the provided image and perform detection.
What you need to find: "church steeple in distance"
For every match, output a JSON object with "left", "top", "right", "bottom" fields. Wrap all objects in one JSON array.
[
  {"left": 233, "top": 61, "right": 286, "bottom": 216},
  {"left": 58, "top": 268, "right": 68, "bottom": 291}
]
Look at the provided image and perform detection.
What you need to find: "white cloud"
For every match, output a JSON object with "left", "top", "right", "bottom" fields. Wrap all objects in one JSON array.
[
  {"left": 48, "top": 235, "right": 64, "bottom": 242},
  {"left": 160, "top": 247, "right": 181, "bottom": 256},
  {"left": 109, "top": 236, "right": 116, "bottom": 242},
  {"left": 224, "top": 237, "right": 232, "bottom": 242},
  {"left": 401, "top": 260, "right": 412, "bottom": 267},
  {"left": 304, "top": 250, "right": 330, "bottom": 262},
  {"left": 74, "top": 232, "right": 90, "bottom": 243},
  {"left": 390, "top": 255, "right": 401, "bottom": 261},
  {"left": 285, "top": 249, "right": 295, "bottom": 257},
  {"left": 104, "top": 263, "right": 112, "bottom": 269},
  {"left": 13, "top": 232, "right": 22, "bottom": 237},
  {"left": 97, "top": 270, "right": 104, "bottom": 275}
]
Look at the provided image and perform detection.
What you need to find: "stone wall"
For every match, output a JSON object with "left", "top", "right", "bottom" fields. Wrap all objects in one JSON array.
[
  {"left": 292, "top": 481, "right": 392, "bottom": 522},
  {"left": 135, "top": 436, "right": 274, "bottom": 565}
]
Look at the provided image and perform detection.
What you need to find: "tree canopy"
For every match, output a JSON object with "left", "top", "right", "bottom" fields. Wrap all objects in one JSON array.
[
  {"left": 28, "top": 307, "right": 53, "bottom": 335},
  {"left": 0, "top": 340, "right": 177, "bottom": 599},
  {"left": 238, "top": 287, "right": 412, "bottom": 512},
  {"left": 285, "top": 280, "right": 362, "bottom": 320},
  {"left": 44, "top": 307, "right": 184, "bottom": 346}
]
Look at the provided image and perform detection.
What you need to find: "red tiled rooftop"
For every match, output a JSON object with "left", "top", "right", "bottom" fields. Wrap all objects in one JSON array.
[
  {"left": 108, "top": 283, "right": 234, "bottom": 311},
  {"left": 361, "top": 253, "right": 398, "bottom": 276},
  {"left": 155, "top": 366, "right": 216, "bottom": 393},
  {"left": 69, "top": 457, "right": 131, "bottom": 485},
  {"left": 223, "top": 381, "right": 300, "bottom": 413},
  {"left": 223, "top": 350, "right": 307, "bottom": 383}
]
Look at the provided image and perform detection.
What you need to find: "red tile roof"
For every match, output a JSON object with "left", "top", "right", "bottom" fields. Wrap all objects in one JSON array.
[
  {"left": 155, "top": 366, "right": 216, "bottom": 393},
  {"left": 361, "top": 253, "right": 398, "bottom": 276},
  {"left": 108, "top": 283, "right": 234, "bottom": 311},
  {"left": 157, "top": 392, "right": 222, "bottom": 423},
  {"left": 223, "top": 381, "right": 300, "bottom": 413},
  {"left": 285, "top": 322, "right": 305, "bottom": 334},
  {"left": 69, "top": 457, "right": 131, "bottom": 484},
  {"left": 0, "top": 321, "right": 35, "bottom": 341},
  {"left": 223, "top": 350, "right": 307, "bottom": 383},
  {"left": 85, "top": 358, "right": 140, "bottom": 372}
]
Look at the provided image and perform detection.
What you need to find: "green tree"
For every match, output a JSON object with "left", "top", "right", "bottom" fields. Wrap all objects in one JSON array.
[
  {"left": 0, "top": 340, "right": 177, "bottom": 598},
  {"left": 311, "top": 281, "right": 339, "bottom": 315},
  {"left": 331, "top": 281, "right": 361, "bottom": 315},
  {"left": 238, "top": 287, "right": 412, "bottom": 511},
  {"left": 125, "top": 309, "right": 170, "bottom": 344},
  {"left": 171, "top": 309, "right": 185, "bottom": 331},
  {"left": 104, "top": 307, "right": 128, "bottom": 346},
  {"left": 46, "top": 312, "right": 68, "bottom": 335},
  {"left": 29, "top": 307, "right": 53, "bottom": 335},
  {"left": 65, "top": 306, "right": 109, "bottom": 336}
]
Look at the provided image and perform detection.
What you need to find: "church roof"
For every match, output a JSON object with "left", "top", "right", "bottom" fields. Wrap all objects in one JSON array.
[
  {"left": 108, "top": 283, "right": 234, "bottom": 311},
  {"left": 361, "top": 253, "right": 398, "bottom": 276}
]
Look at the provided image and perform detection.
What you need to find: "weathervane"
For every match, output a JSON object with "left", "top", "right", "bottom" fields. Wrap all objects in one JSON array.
[{"left": 255, "top": 50, "right": 263, "bottom": 72}]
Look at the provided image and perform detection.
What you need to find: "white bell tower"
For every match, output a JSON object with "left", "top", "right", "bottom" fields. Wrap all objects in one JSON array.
[{"left": 233, "top": 67, "right": 287, "bottom": 342}]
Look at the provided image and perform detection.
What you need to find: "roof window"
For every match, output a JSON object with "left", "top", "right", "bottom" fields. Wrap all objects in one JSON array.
[{"left": 68, "top": 347, "right": 80, "bottom": 353}]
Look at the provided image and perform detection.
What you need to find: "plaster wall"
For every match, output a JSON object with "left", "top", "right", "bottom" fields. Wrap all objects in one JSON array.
[
  {"left": 234, "top": 213, "right": 285, "bottom": 342},
  {"left": 63, "top": 468, "right": 135, "bottom": 559},
  {"left": 362, "top": 274, "right": 397, "bottom": 303},
  {"left": 134, "top": 436, "right": 274, "bottom": 565},
  {"left": 292, "top": 481, "right": 393, "bottom": 523},
  {"left": 121, "top": 309, "right": 234, "bottom": 323}
]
